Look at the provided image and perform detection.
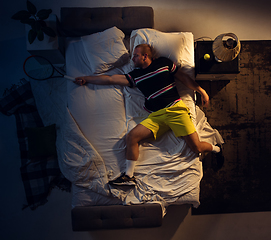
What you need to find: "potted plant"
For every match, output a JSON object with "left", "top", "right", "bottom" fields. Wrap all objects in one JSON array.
[{"left": 11, "top": 0, "right": 56, "bottom": 44}]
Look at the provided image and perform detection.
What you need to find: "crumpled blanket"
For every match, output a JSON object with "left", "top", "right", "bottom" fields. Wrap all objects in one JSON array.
[
  {"left": 28, "top": 76, "right": 224, "bottom": 214},
  {"left": 57, "top": 87, "right": 223, "bottom": 214}
]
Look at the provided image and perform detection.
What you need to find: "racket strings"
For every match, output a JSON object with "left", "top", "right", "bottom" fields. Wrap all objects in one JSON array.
[
  {"left": 23, "top": 55, "right": 74, "bottom": 81},
  {"left": 24, "top": 56, "right": 54, "bottom": 80}
]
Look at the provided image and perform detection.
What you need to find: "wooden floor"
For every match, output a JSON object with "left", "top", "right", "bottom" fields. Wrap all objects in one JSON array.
[{"left": 194, "top": 40, "right": 271, "bottom": 214}]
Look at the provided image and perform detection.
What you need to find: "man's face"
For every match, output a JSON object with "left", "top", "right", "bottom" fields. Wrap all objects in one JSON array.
[{"left": 132, "top": 47, "right": 145, "bottom": 68}]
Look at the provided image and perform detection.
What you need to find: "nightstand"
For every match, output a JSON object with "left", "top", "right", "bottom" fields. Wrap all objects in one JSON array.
[
  {"left": 195, "top": 41, "right": 240, "bottom": 80},
  {"left": 26, "top": 14, "right": 65, "bottom": 64}
]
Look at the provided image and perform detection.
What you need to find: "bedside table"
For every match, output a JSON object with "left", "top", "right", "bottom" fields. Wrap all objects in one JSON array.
[
  {"left": 195, "top": 41, "right": 240, "bottom": 80},
  {"left": 26, "top": 15, "right": 65, "bottom": 64}
]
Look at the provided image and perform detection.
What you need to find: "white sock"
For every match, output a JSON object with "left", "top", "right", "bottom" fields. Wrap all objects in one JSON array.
[
  {"left": 212, "top": 145, "right": 221, "bottom": 153},
  {"left": 126, "top": 159, "right": 136, "bottom": 177}
]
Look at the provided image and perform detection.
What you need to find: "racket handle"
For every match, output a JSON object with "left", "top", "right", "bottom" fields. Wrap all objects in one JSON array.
[{"left": 64, "top": 75, "right": 75, "bottom": 81}]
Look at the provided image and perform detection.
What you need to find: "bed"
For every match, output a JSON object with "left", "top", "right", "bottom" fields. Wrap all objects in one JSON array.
[{"left": 30, "top": 6, "right": 224, "bottom": 230}]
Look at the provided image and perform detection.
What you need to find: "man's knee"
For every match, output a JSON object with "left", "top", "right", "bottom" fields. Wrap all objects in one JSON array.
[
  {"left": 126, "top": 131, "right": 134, "bottom": 144},
  {"left": 126, "top": 128, "right": 141, "bottom": 145},
  {"left": 126, "top": 124, "right": 153, "bottom": 145}
]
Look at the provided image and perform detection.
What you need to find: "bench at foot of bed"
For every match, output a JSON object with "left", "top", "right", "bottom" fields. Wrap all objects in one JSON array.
[{"left": 71, "top": 203, "right": 163, "bottom": 231}]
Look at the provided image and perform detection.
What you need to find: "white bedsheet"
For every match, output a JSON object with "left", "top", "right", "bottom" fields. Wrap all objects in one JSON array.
[{"left": 31, "top": 32, "right": 224, "bottom": 213}]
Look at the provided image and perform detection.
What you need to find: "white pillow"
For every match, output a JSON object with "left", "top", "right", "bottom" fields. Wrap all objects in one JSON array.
[
  {"left": 130, "top": 28, "right": 194, "bottom": 68},
  {"left": 81, "top": 26, "right": 129, "bottom": 74}
]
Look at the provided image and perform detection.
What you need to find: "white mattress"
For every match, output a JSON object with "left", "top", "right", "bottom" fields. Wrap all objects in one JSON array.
[{"left": 31, "top": 29, "right": 223, "bottom": 213}]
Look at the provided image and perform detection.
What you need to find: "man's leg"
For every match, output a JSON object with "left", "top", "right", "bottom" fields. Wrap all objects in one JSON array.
[
  {"left": 108, "top": 124, "right": 153, "bottom": 186},
  {"left": 183, "top": 131, "right": 224, "bottom": 170},
  {"left": 125, "top": 124, "right": 154, "bottom": 177},
  {"left": 182, "top": 131, "right": 220, "bottom": 153},
  {"left": 126, "top": 124, "right": 154, "bottom": 160}
]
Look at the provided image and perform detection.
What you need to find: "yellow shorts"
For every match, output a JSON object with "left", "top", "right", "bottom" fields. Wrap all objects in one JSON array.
[{"left": 140, "top": 100, "right": 196, "bottom": 139}]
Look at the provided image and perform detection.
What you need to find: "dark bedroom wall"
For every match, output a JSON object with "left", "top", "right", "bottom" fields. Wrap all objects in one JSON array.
[
  {"left": 2, "top": 0, "right": 271, "bottom": 41},
  {"left": 0, "top": 38, "right": 27, "bottom": 179}
]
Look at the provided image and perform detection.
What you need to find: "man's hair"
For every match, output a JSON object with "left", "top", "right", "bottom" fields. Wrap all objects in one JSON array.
[{"left": 135, "top": 44, "right": 153, "bottom": 60}]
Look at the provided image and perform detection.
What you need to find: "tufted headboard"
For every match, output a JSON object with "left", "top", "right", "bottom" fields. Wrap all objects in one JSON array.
[{"left": 59, "top": 6, "right": 154, "bottom": 37}]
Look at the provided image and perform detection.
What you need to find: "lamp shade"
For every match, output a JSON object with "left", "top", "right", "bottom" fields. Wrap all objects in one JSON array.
[{"left": 212, "top": 33, "right": 241, "bottom": 62}]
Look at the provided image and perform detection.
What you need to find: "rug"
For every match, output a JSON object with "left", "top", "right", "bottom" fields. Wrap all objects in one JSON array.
[{"left": 192, "top": 40, "right": 271, "bottom": 215}]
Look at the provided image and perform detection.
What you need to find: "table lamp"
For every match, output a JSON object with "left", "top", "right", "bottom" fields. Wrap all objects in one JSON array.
[{"left": 212, "top": 33, "right": 241, "bottom": 62}]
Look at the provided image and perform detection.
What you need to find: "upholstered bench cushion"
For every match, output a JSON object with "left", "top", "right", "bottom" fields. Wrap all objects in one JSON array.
[{"left": 71, "top": 203, "right": 163, "bottom": 231}]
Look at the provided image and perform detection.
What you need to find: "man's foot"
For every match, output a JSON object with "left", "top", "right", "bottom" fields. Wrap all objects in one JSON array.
[
  {"left": 108, "top": 172, "right": 136, "bottom": 186},
  {"left": 214, "top": 144, "right": 224, "bottom": 170}
]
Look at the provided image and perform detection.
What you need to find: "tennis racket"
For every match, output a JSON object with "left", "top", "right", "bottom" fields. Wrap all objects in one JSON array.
[{"left": 23, "top": 55, "right": 75, "bottom": 81}]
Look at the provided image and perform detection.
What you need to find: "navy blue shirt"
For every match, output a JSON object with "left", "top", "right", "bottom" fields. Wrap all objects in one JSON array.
[{"left": 125, "top": 57, "right": 180, "bottom": 112}]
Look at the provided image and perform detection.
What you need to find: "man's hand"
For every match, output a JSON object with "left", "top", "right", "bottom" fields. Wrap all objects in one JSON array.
[
  {"left": 200, "top": 89, "right": 209, "bottom": 107},
  {"left": 175, "top": 68, "right": 210, "bottom": 108},
  {"left": 74, "top": 77, "right": 86, "bottom": 86}
]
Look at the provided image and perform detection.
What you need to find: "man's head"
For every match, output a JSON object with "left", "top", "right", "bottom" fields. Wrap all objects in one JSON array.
[{"left": 132, "top": 44, "right": 153, "bottom": 68}]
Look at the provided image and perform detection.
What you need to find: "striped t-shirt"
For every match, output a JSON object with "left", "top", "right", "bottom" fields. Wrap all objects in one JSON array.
[{"left": 125, "top": 57, "right": 180, "bottom": 112}]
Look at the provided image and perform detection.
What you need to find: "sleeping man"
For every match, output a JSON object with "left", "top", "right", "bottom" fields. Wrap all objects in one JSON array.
[{"left": 75, "top": 44, "right": 222, "bottom": 186}]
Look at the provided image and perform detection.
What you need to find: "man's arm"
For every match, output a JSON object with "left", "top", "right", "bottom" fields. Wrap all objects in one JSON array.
[
  {"left": 75, "top": 74, "right": 130, "bottom": 86},
  {"left": 174, "top": 68, "right": 209, "bottom": 107}
]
